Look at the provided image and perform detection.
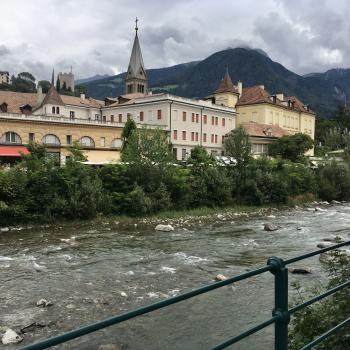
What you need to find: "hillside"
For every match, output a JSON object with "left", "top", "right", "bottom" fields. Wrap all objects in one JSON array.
[{"left": 79, "top": 48, "right": 349, "bottom": 118}]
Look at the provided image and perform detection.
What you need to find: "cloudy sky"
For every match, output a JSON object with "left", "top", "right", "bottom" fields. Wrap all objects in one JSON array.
[{"left": 1, "top": 0, "right": 349, "bottom": 80}]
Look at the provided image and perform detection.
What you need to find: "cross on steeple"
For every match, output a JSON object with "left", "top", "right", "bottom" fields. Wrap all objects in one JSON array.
[{"left": 135, "top": 17, "right": 138, "bottom": 32}]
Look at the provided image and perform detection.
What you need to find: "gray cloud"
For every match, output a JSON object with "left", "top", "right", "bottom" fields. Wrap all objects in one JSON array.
[{"left": 0, "top": 0, "right": 349, "bottom": 80}]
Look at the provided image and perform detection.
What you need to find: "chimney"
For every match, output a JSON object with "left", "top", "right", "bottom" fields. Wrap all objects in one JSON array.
[
  {"left": 258, "top": 85, "right": 265, "bottom": 90},
  {"left": 80, "top": 93, "right": 85, "bottom": 99},
  {"left": 272, "top": 95, "right": 277, "bottom": 103},
  {"left": 237, "top": 81, "right": 243, "bottom": 96},
  {"left": 276, "top": 93, "right": 284, "bottom": 101},
  {"left": 291, "top": 101, "right": 295, "bottom": 109},
  {"left": 37, "top": 85, "right": 44, "bottom": 105}
]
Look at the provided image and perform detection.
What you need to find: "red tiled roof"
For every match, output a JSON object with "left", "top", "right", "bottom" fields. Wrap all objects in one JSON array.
[
  {"left": 215, "top": 72, "right": 238, "bottom": 94},
  {"left": 237, "top": 86, "right": 315, "bottom": 115},
  {"left": 241, "top": 122, "right": 289, "bottom": 138}
]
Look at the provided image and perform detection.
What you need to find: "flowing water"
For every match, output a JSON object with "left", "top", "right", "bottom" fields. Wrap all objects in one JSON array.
[{"left": 1, "top": 204, "right": 349, "bottom": 350}]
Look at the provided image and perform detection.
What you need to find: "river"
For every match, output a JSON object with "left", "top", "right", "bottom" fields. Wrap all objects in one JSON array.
[{"left": 1, "top": 203, "right": 349, "bottom": 350}]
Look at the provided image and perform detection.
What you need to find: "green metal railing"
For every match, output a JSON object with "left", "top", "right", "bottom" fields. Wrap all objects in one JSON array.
[{"left": 19, "top": 240, "right": 350, "bottom": 350}]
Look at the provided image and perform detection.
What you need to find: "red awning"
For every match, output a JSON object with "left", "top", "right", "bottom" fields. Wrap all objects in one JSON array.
[{"left": 0, "top": 146, "right": 30, "bottom": 157}]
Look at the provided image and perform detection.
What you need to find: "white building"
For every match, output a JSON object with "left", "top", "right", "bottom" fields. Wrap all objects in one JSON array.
[{"left": 0, "top": 71, "right": 9, "bottom": 84}]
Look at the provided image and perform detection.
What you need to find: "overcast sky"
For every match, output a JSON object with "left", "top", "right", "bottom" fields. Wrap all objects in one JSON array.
[{"left": 1, "top": 0, "right": 349, "bottom": 80}]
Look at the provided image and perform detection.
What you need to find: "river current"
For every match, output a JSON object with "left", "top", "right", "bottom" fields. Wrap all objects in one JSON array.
[{"left": 1, "top": 203, "right": 349, "bottom": 349}]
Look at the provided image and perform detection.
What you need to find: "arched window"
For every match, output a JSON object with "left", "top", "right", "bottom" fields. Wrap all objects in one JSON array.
[
  {"left": 52, "top": 106, "right": 55, "bottom": 114},
  {"left": 80, "top": 136, "right": 95, "bottom": 148},
  {"left": 42, "top": 134, "right": 61, "bottom": 146},
  {"left": 56, "top": 107, "right": 60, "bottom": 114},
  {"left": 111, "top": 138, "right": 122, "bottom": 150},
  {"left": 0, "top": 131, "right": 22, "bottom": 144}
]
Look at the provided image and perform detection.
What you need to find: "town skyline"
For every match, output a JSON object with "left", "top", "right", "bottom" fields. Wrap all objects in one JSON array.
[{"left": 1, "top": 0, "right": 350, "bottom": 80}]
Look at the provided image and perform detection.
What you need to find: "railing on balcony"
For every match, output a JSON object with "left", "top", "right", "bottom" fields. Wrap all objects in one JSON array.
[{"left": 18, "top": 240, "right": 350, "bottom": 350}]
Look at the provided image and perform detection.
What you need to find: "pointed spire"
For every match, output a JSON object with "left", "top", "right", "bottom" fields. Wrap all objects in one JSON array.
[
  {"left": 51, "top": 68, "right": 55, "bottom": 85},
  {"left": 215, "top": 69, "right": 238, "bottom": 94},
  {"left": 135, "top": 17, "right": 138, "bottom": 32}
]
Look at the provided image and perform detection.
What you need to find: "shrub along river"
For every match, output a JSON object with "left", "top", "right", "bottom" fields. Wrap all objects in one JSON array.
[{"left": 1, "top": 203, "right": 349, "bottom": 349}]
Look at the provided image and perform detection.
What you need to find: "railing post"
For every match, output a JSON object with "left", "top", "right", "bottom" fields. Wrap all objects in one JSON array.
[{"left": 267, "top": 256, "right": 290, "bottom": 350}]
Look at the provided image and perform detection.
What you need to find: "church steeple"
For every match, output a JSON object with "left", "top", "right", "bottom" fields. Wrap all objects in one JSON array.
[{"left": 125, "top": 18, "right": 148, "bottom": 95}]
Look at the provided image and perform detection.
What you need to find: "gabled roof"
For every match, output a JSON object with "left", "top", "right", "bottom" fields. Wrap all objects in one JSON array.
[
  {"left": 241, "top": 122, "right": 289, "bottom": 139},
  {"left": 61, "top": 95, "right": 103, "bottom": 108},
  {"left": 237, "top": 86, "right": 315, "bottom": 115},
  {"left": 126, "top": 32, "right": 147, "bottom": 81},
  {"left": 0, "top": 91, "right": 37, "bottom": 113},
  {"left": 40, "top": 84, "right": 65, "bottom": 107},
  {"left": 215, "top": 72, "right": 238, "bottom": 94}
]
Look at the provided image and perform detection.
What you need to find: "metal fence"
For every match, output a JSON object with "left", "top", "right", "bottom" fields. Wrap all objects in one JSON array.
[{"left": 19, "top": 240, "right": 350, "bottom": 350}]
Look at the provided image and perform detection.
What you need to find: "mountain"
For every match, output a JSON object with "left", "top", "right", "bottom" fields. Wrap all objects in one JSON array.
[
  {"left": 76, "top": 74, "right": 111, "bottom": 85},
  {"left": 78, "top": 48, "right": 349, "bottom": 118}
]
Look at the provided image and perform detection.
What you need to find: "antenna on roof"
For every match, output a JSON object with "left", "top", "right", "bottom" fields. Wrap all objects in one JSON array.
[{"left": 70, "top": 65, "right": 73, "bottom": 74}]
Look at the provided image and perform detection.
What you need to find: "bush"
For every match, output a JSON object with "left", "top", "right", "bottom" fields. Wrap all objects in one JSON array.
[
  {"left": 289, "top": 253, "right": 350, "bottom": 350},
  {"left": 123, "top": 184, "right": 152, "bottom": 216}
]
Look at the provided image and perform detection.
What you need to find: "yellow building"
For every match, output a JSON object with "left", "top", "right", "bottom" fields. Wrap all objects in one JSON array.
[{"left": 209, "top": 74, "right": 316, "bottom": 156}]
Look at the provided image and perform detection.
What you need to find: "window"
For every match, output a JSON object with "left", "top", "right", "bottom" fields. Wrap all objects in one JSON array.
[
  {"left": 173, "top": 148, "right": 177, "bottom": 159},
  {"left": 56, "top": 107, "right": 60, "bottom": 114},
  {"left": 182, "top": 111, "right": 187, "bottom": 122},
  {"left": 182, "top": 148, "right": 187, "bottom": 160},
  {"left": 70, "top": 111, "right": 75, "bottom": 119},
  {"left": 269, "top": 112, "right": 273, "bottom": 124},
  {"left": 102, "top": 115, "right": 106, "bottom": 122},
  {"left": 192, "top": 113, "right": 195, "bottom": 123},
  {"left": 251, "top": 112, "right": 257, "bottom": 122},
  {"left": 203, "top": 133, "right": 207, "bottom": 142},
  {"left": 127, "top": 84, "right": 133, "bottom": 94},
  {"left": 148, "top": 110, "right": 153, "bottom": 121},
  {"left": 66, "top": 135, "right": 72, "bottom": 145},
  {"left": 1, "top": 132, "right": 22, "bottom": 144},
  {"left": 191, "top": 132, "right": 194, "bottom": 141},
  {"left": 173, "top": 130, "right": 178, "bottom": 140},
  {"left": 95, "top": 114, "right": 100, "bottom": 121},
  {"left": 42, "top": 134, "right": 60, "bottom": 146},
  {"left": 203, "top": 115, "right": 207, "bottom": 124},
  {"left": 195, "top": 132, "right": 199, "bottom": 142},
  {"left": 215, "top": 135, "right": 218, "bottom": 143},
  {"left": 100, "top": 137, "right": 105, "bottom": 147},
  {"left": 222, "top": 135, "right": 225, "bottom": 144},
  {"left": 212, "top": 116, "right": 215, "bottom": 125},
  {"left": 111, "top": 138, "right": 122, "bottom": 149},
  {"left": 173, "top": 110, "right": 178, "bottom": 121},
  {"left": 118, "top": 114, "right": 123, "bottom": 123},
  {"left": 140, "top": 111, "right": 144, "bottom": 122},
  {"left": 196, "top": 114, "right": 199, "bottom": 123},
  {"left": 211, "top": 134, "right": 214, "bottom": 143},
  {"left": 157, "top": 109, "right": 162, "bottom": 120},
  {"left": 52, "top": 106, "right": 55, "bottom": 114},
  {"left": 80, "top": 136, "right": 95, "bottom": 148},
  {"left": 29, "top": 133, "right": 35, "bottom": 142},
  {"left": 215, "top": 117, "right": 218, "bottom": 126},
  {"left": 182, "top": 131, "right": 186, "bottom": 140},
  {"left": 222, "top": 118, "right": 225, "bottom": 127}
]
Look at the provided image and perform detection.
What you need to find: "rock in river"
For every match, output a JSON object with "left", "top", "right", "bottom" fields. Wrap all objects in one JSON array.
[
  {"left": 36, "top": 299, "right": 53, "bottom": 307},
  {"left": 155, "top": 224, "right": 174, "bottom": 232},
  {"left": 215, "top": 274, "right": 228, "bottom": 281},
  {"left": 264, "top": 223, "right": 279, "bottom": 231},
  {"left": 1, "top": 329, "right": 23, "bottom": 345},
  {"left": 289, "top": 267, "right": 311, "bottom": 274}
]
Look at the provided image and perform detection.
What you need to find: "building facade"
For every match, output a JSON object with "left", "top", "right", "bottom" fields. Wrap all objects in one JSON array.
[
  {"left": 58, "top": 71, "right": 75, "bottom": 91},
  {"left": 0, "top": 71, "right": 10, "bottom": 85}
]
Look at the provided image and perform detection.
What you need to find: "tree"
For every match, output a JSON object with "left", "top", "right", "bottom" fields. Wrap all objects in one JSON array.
[
  {"left": 224, "top": 126, "right": 251, "bottom": 165},
  {"left": 268, "top": 133, "right": 314, "bottom": 162},
  {"left": 62, "top": 81, "right": 67, "bottom": 91},
  {"left": 38, "top": 80, "right": 51, "bottom": 93},
  {"left": 56, "top": 76, "right": 61, "bottom": 92},
  {"left": 11, "top": 72, "right": 36, "bottom": 93},
  {"left": 121, "top": 117, "right": 137, "bottom": 150},
  {"left": 66, "top": 141, "right": 87, "bottom": 163},
  {"left": 335, "top": 105, "right": 350, "bottom": 131},
  {"left": 189, "top": 145, "right": 215, "bottom": 166}
]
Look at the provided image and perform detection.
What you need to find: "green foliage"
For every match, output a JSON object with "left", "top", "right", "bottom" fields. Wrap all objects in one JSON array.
[
  {"left": 268, "top": 133, "right": 314, "bottom": 162},
  {"left": 121, "top": 117, "right": 137, "bottom": 150},
  {"left": 289, "top": 253, "right": 350, "bottom": 350},
  {"left": 56, "top": 76, "right": 61, "bottom": 92},
  {"left": 189, "top": 146, "right": 215, "bottom": 166},
  {"left": 224, "top": 126, "right": 251, "bottom": 166},
  {"left": 316, "top": 161, "right": 350, "bottom": 201},
  {"left": 10, "top": 72, "right": 36, "bottom": 93},
  {"left": 38, "top": 80, "right": 51, "bottom": 93}
]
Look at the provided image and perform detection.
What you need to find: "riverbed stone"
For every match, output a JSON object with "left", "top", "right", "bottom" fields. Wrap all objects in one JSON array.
[
  {"left": 215, "top": 274, "right": 227, "bottom": 281},
  {"left": 315, "top": 207, "right": 326, "bottom": 212},
  {"left": 289, "top": 267, "right": 311, "bottom": 274},
  {"left": 0, "top": 227, "right": 9, "bottom": 232},
  {"left": 155, "top": 224, "right": 174, "bottom": 232},
  {"left": 331, "top": 200, "right": 341, "bottom": 204},
  {"left": 36, "top": 299, "right": 53, "bottom": 307},
  {"left": 98, "top": 344, "right": 122, "bottom": 350},
  {"left": 263, "top": 223, "right": 278, "bottom": 231},
  {"left": 1, "top": 329, "right": 23, "bottom": 345}
]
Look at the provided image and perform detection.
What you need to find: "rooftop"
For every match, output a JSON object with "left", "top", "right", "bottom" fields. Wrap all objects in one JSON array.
[{"left": 241, "top": 122, "right": 289, "bottom": 138}]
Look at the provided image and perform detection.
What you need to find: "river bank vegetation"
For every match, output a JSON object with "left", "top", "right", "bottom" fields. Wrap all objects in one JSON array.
[{"left": 0, "top": 121, "right": 350, "bottom": 225}]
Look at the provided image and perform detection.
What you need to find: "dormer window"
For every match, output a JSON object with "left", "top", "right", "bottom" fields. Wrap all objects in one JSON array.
[{"left": 0, "top": 102, "right": 7, "bottom": 113}]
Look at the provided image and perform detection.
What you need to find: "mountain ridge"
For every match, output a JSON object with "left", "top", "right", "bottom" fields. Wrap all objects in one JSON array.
[{"left": 78, "top": 48, "right": 349, "bottom": 118}]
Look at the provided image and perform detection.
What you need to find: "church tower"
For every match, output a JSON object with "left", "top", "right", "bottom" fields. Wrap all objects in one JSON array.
[{"left": 125, "top": 18, "right": 148, "bottom": 95}]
